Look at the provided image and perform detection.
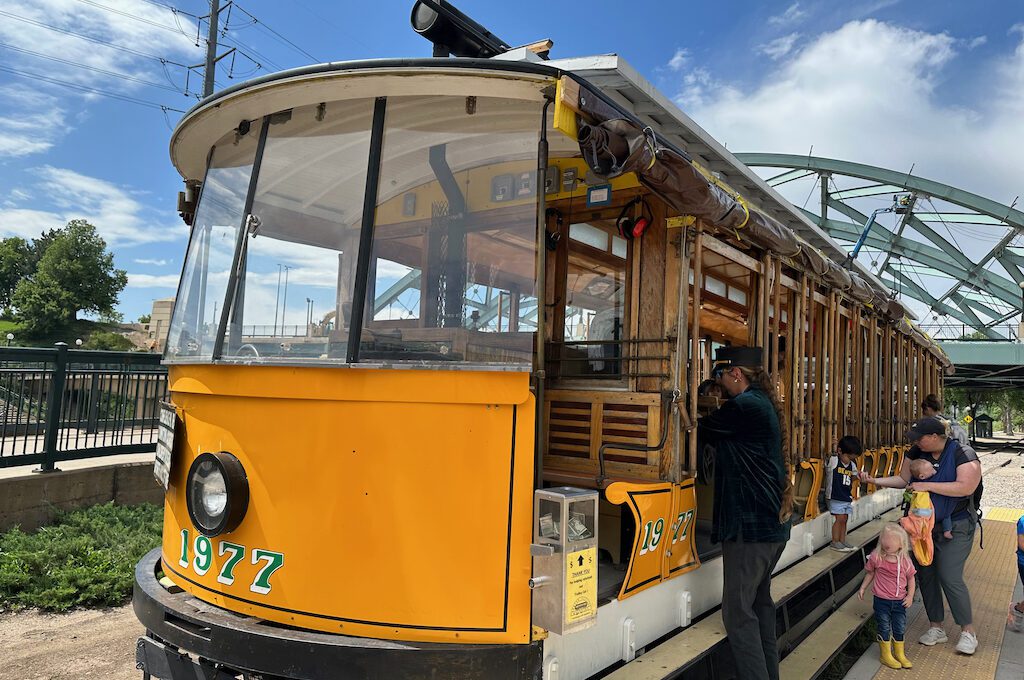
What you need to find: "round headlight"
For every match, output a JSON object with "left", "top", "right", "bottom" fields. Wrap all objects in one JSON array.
[{"left": 186, "top": 451, "right": 248, "bottom": 536}]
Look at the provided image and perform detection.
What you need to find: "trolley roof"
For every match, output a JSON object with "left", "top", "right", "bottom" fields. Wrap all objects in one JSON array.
[
  {"left": 545, "top": 53, "right": 887, "bottom": 296},
  {"left": 169, "top": 53, "right": 886, "bottom": 303}
]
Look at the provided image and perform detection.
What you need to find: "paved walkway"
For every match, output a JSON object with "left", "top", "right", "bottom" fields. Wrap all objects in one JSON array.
[{"left": 846, "top": 509, "right": 1023, "bottom": 680}]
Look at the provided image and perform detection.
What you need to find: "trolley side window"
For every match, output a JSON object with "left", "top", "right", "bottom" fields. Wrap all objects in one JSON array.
[
  {"left": 558, "top": 221, "right": 629, "bottom": 379},
  {"left": 166, "top": 119, "right": 266, "bottom": 360}
]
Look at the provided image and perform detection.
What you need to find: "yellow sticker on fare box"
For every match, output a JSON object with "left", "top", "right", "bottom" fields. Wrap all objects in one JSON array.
[{"left": 565, "top": 547, "right": 597, "bottom": 623}]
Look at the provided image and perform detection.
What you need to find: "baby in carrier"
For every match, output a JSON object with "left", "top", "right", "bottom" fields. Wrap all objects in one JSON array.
[{"left": 908, "top": 458, "right": 953, "bottom": 540}]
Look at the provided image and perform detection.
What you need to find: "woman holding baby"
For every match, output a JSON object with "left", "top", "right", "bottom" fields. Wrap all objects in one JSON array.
[{"left": 862, "top": 416, "right": 982, "bottom": 655}]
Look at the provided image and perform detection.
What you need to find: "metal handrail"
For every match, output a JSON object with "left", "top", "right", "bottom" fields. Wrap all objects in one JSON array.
[{"left": 0, "top": 346, "right": 168, "bottom": 471}]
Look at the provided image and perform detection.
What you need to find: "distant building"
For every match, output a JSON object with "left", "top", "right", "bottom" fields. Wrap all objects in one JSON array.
[{"left": 145, "top": 297, "right": 175, "bottom": 352}]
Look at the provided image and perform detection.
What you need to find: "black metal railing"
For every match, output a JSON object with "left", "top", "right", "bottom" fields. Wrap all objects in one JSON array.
[
  {"left": 0, "top": 344, "right": 168, "bottom": 470},
  {"left": 917, "top": 323, "right": 1019, "bottom": 341}
]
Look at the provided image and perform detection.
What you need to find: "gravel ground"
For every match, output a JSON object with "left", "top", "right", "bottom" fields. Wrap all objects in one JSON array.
[
  {"left": 976, "top": 442, "right": 1024, "bottom": 510},
  {"left": 0, "top": 605, "right": 142, "bottom": 680}
]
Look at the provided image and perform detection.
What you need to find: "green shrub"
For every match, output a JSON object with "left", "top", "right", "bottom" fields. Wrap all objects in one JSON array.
[
  {"left": 0, "top": 502, "right": 162, "bottom": 612},
  {"left": 82, "top": 330, "right": 135, "bottom": 351}
]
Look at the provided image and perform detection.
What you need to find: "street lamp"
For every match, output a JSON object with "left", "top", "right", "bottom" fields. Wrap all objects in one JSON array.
[
  {"left": 5, "top": 332, "right": 12, "bottom": 347},
  {"left": 75, "top": 338, "right": 83, "bottom": 347}
]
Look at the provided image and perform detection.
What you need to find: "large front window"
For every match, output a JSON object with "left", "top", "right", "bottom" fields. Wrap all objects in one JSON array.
[{"left": 165, "top": 93, "right": 543, "bottom": 367}]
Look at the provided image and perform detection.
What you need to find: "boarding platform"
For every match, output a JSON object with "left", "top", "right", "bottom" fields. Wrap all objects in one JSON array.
[{"left": 604, "top": 508, "right": 1024, "bottom": 680}]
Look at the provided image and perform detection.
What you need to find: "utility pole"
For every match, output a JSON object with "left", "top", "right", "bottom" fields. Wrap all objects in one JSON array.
[{"left": 202, "top": 0, "right": 221, "bottom": 98}]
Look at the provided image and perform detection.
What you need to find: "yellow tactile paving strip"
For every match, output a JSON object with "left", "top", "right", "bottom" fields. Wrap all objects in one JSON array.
[
  {"left": 873, "top": 519, "right": 1018, "bottom": 679},
  {"left": 986, "top": 506, "right": 1024, "bottom": 523}
]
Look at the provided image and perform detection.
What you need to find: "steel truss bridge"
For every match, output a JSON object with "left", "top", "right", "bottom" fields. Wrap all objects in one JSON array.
[{"left": 736, "top": 154, "right": 1024, "bottom": 342}]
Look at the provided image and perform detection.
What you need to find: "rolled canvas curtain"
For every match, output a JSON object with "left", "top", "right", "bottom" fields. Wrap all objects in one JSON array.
[{"left": 569, "top": 81, "right": 946, "bottom": 362}]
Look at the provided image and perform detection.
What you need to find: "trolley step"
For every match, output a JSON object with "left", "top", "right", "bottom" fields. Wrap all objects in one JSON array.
[
  {"left": 605, "top": 509, "right": 900, "bottom": 680},
  {"left": 777, "top": 591, "right": 871, "bottom": 679}
]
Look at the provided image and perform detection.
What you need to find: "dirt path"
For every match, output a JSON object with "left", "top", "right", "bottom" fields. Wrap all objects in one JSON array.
[{"left": 0, "top": 605, "right": 142, "bottom": 680}]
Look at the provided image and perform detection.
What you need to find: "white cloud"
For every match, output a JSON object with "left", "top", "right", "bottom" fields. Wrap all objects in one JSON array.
[
  {"left": 966, "top": 36, "right": 987, "bottom": 50},
  {"left": 673, "top": 18, "right": 1024, "bottom": 318},
  {"left": 667, "top": 48, "right": 689, "bottom": 71},
  {"left": 0, "top": 85, "right": 67, "bottom": 158},
  {"left": 769, "top": 3, "right": 807, "bottom": 27},
  {"left": 127, "top": 273, "right": 180, "bottom": 288},
  {"left": 0, "top": 166, "right": 187, "bottom": 246},
  {"left": 0, "top": 208, "right": 66, "bottom": 239},
  {"left": 678, "top": 20, "right": 972, "bottom": 182},
  {"left": 0, "top": 0, "right": 202, "bottom": 158},
  {"left": 758, "top": 33, "right": 801, "bottom": 60},
  {"left": 676, "top": 66, "right": 722, "bottom": 111},
  {"left": 134, "top": 258, "right": 170, "bottom": 266}
]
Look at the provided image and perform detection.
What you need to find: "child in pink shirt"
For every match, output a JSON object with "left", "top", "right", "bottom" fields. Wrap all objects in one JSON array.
[{"left": 859, "top": 523, "right": 916, "bottom": 669}]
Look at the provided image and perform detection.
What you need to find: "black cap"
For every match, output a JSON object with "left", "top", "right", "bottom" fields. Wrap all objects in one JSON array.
[
  {"left": 714, "top": 346, "right": 763, "bottom": 368},
  {"left": 906, "top": 417, "right": 947, "bottom": 442}
]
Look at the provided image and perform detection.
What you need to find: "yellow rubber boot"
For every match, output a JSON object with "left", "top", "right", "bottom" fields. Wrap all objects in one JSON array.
[
  {"left": 878, "top": 637, "right": 901, "bottom": 669},
  {"left": 892, "top": 640, "right": 912, "bottom": 668}
]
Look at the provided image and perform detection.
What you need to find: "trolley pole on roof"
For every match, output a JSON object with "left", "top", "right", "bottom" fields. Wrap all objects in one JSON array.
[{"left": 202, "top": 0, "right": 221, "bottom": 98}]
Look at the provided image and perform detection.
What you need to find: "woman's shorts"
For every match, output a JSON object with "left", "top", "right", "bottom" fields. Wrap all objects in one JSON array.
[{"left": 829, "top": 500, "right": 853, "bottom": 516}]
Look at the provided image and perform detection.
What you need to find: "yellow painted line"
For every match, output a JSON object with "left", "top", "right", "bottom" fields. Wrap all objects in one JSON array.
[
  {"left": 872, "top": 519, "right": 1018, "bottom": 679},
  {"left": 985, "top": 507, "right": 1024, "bottom": 523}
]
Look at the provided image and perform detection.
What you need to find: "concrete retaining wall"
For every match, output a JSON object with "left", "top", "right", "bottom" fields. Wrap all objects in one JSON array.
[{"left": 0, "top": 462, "right": 163, "bottom": 532}]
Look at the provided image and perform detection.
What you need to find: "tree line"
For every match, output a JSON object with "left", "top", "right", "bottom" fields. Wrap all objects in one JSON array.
[
  {"left": 944, "top": 387, "right": 1024, "bottom": 436},
  {"left": 0, "top": 220, "right": 127, "bottom": 336}
]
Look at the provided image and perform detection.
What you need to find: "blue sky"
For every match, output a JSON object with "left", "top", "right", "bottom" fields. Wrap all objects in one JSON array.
[{"left": 1, "top": 0, "right": 1022, "bottom": 325}]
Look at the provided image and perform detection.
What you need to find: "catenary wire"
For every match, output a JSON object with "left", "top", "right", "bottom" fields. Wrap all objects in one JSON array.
[
  {"left": 0, "top": 41, "right": 195, "bottom": 96},
  {"left": 0, "top": 63, "right": 186, "bottom": 113}
]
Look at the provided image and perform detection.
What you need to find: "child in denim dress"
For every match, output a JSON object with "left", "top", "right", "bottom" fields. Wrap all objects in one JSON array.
[{"left": 859, "top": 523, "right": 916, "bottom": 669}]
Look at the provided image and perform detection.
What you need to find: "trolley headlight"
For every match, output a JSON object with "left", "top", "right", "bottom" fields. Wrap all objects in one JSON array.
[{"left": 186, "top": 452, "right": 249, "bottom": 537}]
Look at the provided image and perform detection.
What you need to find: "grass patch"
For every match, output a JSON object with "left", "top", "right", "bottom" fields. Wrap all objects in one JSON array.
[
  {"left": 820, "top": 618, "right": 878, "bottom": 680},
  {"left": 0, "top": 502, "right": 162, "bottom": 612}
]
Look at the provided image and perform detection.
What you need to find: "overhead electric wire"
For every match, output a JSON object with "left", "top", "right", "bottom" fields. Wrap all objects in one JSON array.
[
  {"left": 231, "top": 3, "right": 319, "bottom": 63},
  {"left": 0, "top": 8, "right": 228, "bottom": 93},
  {"left": 136, "top": 0, "right": 198, "bottom": 17},
  {"left": 0, "top": 41, "right": 195, "bottom": 96},
  {"left": 801, "top": 174, "right": 819, "bottom": 210},
  {"left": 0, "top": 63, "right": 186, "bottom": 113},
  {"left": 0, "top": 9, "right": 192, "bottom": 65},
  {"left": 291, "top": 0, "right": 372, "bottom": 52},
  {"left": 213, "top": 33, "right": 278, "bottom": 72},
  {"left": 71, "top": 0, "right": 191, "bottom": 36},
  {"left": 925, "top": 196, "right": 969, "bottom": 258}
]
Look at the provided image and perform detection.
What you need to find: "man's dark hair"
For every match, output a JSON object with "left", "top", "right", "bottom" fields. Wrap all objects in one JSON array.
[{"left": 837, "top": 435, "right": 863, "bottom": 457}]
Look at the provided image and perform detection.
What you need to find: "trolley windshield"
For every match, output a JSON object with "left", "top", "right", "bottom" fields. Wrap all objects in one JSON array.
[{"left": 166, "top": 93, "right": 545, "bottom": 367}]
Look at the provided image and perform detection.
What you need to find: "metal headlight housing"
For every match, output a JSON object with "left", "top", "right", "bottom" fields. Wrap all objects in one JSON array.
[{"left": 186, "top": 451, "right": 249, "bottom": 536}]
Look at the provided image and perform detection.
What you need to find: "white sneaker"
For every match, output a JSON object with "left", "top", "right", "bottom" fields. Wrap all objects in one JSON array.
[
  {"left": 919, "top": 627, "right": 948, "bottom": 645},
  {"left": 955, "top": 631, "right": 978, "bottom": 655}
]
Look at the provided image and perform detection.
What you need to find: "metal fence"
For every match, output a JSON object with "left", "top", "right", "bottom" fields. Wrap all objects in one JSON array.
[
  {"left": 917, "top": 323, "right": 1020, "bottom": 341},
  {"left": 0, "top": 344, "right": 168, "bottom": 470}
]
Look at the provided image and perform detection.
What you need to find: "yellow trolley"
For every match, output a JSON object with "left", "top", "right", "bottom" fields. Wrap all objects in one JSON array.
[{"left": 133, "top": 3, "right": 951, "bottom": 679}]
